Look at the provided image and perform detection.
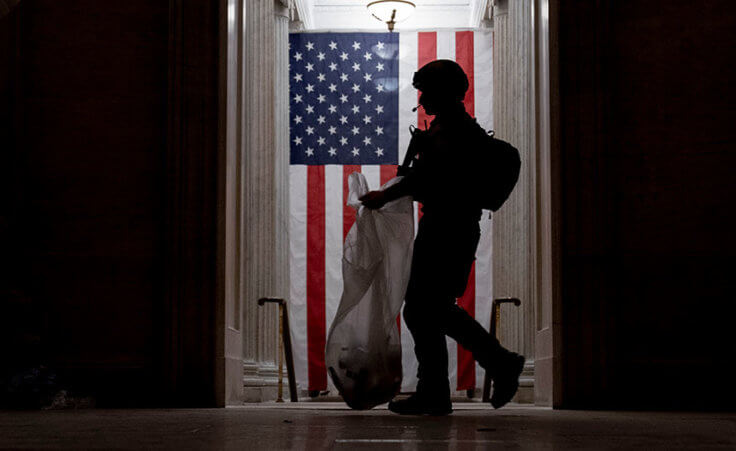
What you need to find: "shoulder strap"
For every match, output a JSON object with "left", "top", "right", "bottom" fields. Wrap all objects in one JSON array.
[{"left": 398, "top": 125, "right": 423, "bottom": 175}]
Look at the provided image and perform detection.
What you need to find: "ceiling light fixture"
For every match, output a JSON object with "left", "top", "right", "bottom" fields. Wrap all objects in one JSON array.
[{"left": 367, "top": 0, "right": 416, "bottom": 32}]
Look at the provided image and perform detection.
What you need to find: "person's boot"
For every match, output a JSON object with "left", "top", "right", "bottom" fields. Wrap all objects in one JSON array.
[
  {"left": 388, "top": 392, "right": 453, "bottom": 416},
  {"left": 490, "top": 352, "right": 525, "bottom": 409}
]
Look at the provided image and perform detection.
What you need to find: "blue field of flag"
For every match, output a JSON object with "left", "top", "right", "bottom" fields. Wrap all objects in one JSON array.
[{"left": 289, "top": 33, "right": 399, "bottom": 165}]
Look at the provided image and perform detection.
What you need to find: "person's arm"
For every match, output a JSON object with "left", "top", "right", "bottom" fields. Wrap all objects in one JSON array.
[{"left": 359, "top": 177, "right": 413, "bottom": 209}]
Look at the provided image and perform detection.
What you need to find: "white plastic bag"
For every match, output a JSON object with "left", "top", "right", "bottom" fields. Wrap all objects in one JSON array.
[{"left": 325, "top": 172, "right": 415, "bottom": 409}]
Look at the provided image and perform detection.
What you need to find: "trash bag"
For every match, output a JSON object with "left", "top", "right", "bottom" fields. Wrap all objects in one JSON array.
[{"left": 326, "top": 172, "right": 415, "bottom": 410}]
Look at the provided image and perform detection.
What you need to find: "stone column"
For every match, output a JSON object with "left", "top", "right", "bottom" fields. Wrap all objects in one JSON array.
[
  {"left": 491, "top": 0, "right": 536, "bottom": 403},
  {"left": 242, "top": 0, "right": 290, "bottom": 402}
]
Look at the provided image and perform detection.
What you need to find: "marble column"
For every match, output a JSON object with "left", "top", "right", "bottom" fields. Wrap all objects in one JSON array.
[
  {"left": 242, "top": 0, "right": 291, "bottom": 402},
  {"left": 491, "top": 0, "right": 536, "bottom": 403}
]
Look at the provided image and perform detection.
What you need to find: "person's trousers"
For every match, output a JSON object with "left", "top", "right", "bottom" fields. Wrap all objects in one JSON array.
[{"left": 403, "top": 214, "right": 507, "bottom": 398}]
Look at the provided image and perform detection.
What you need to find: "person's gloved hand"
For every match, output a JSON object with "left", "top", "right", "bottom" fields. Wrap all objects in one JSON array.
[{"left": 359, "top": 190, "right": 387, "bottom": 210}]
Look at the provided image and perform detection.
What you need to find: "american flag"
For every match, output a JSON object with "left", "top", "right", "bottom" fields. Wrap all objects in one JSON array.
[{"left": 289, "top": 30, "right": 494, "bottom": 395}]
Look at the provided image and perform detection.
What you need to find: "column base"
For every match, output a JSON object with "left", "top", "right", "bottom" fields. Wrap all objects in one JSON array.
[{"left": 243, "top": 360, "right": 280, "bottom": 402}]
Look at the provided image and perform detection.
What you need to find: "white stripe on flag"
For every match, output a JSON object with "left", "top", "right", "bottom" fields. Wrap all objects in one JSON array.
[
  {"left": 473, "top": 30, "right": 494, "bottom": 389},
  {"left": 324, "top": 164, "right": 343, "bottom": 394},
  {"left": 398, "top": 31, "right": 418, "bottom": 165},
  {"left": 289, "top": 165, "right": 308, "bottom": 391},
  {"left": 475, "top": 214, "right": 493, "bottom": 388},
  {"left": 362, "top": 165, "right": 381, "bottom": 192},
  {"left": 437, "top": 30, "right": 456, "bottom": 62},
  {"left": 474, "top": 30, "right": 493, "bottom": 131}
]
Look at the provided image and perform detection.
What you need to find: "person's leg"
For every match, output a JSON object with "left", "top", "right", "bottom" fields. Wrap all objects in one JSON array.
[
  {"left": 442, "top": 303, "right": 507, "bottom": 372},
  {"left": 388, "top": 218, "right": 453, "bottom": 414},
  {"left": 402, "top": 299, "right": 450, "bottom": 399},
  {"left": 388, "top": 293, "right": 453, "bottom": 415},
  {"left": 441, "top": 303, "right": 524, "bottom": 408}
]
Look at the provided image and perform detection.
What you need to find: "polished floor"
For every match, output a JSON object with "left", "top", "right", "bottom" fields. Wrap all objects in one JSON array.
[{"left": 1, "top": 403, "right": 734, "bottom": 450}]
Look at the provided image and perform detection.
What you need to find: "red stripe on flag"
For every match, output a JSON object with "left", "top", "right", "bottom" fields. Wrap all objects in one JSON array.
[
  {"left": 307, "top": 165, "right": 326, "bottom": 391},
  {"left": 343, "top": 165, "right": 361, "bottom": 239},
  {"left": 456, "top": 31, "right": 475, "bottom": 117},
  {"left": 379, "top": 165, "right": 396, "bottom": 186},
  {"left": 417, "top": 32, "right": 437, "bottom": 131},
  {"left": 457, "top": 262, "right": 476, "bottom": 390},
  {"left": 455, "top": 30, "right": 477, "bottom": 391}
]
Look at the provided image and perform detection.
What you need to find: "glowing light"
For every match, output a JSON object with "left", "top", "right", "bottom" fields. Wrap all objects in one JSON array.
[{"left": 366, "top": 0, "right": 416, "bottom": 32}]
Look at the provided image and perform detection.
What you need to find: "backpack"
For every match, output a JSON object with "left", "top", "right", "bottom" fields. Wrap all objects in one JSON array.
[
  {"left": 472, "top": 124, "right": 521, "bottom": 212},
  {"left": 399, "top": 121, "right": 521, "bottom": 212}
]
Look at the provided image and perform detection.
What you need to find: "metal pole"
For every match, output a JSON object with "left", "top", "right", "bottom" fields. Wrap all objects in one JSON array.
[
  {"left": 258, "top": 297, "right": 298, "bottom": 402},
  {"left": 482, "top": 298, "right": 521, "bottom": 403},
  {"left": 276, "top": 303, "right": 284, "bottom": 403}
]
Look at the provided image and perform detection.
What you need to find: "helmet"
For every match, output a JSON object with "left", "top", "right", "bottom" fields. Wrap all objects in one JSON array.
[{"left": 412, "top": 59, "right": 469, "bottom": 101}]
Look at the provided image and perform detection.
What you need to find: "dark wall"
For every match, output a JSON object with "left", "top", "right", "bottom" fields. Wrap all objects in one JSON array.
[
  {"left": 2, "top": 0, "right": 222, "bottom": 408},
  {"left": 557, "top": 0, "right": 736, "bottom": 409},
  {"left": 2, "top": 1, "right": 169, "bottom": 405}
]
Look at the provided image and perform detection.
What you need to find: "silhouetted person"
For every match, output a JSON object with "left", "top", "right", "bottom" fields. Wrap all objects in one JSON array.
[{"left": 360, "top": 60, "right": 525, "bottom": 415}]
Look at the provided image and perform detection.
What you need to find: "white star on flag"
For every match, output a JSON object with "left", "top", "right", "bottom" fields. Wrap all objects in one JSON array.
[
  {"left": 305, "top": 41, "right": 315, "bottom": 51},
  {"left": 294, "top": 115, "right": 302, "bottom": 124},
  {"left": 352, "top": 62, "right": 361, "bottom": 71},
  {"left": 293, "top": 94, "right": 303, "bottom": 103},
  {"left": 363, "top": 136, "right": 372, "bottom": 145},
  {"left": 305, "top": 105, "right": 314, "bottom": 114},
  {"left": 352, "top": 41, "right": 361, "bottom": 51},
  {"left": 294, "top": 52, "right": 302, "bottom": 61},
  {"left": 317, "top": 115, "right": 326, "bottom": 124},
  {"left": 328, "top": 105, "right": 337, "bottom": 113},
  {"left": 363, "top": 73, "right": 372, "bottom": 82},
  {"left": 328, "top": 147, "right": 337, "bottom": 156},
  {"left": 351, "top": 84, "right": 361, "bottom": 93},
  {"left": 339, "top": 136, "right": 348, "bottom": 145},
  {"left": 317, "top": 136, "right": 326, "bottom": 145},
  {"left": 317, "top": 73, "right": 326, "bottom": 82},
  {"left": 375, "top": 126, "right": 384, "bottom": 135},
  {"left": 363, "top": 115, "right": 372, "bottom": 124},
  {"left": 376, "top": 62, "right": 384, "bottom": 71},
  {"left": 375, "top": 105, "right": 384, "bottom": 114},
  {"left": 328, "top": 41, "right": 337, "bottom": 50},
  {"left": 305, "top": 126, "right": 314, "bottom": 135},
  {"left": 364, "top": 52, "right": 372, "bottom": 61},
  {"left": 375, "top": 147, "right": 384, "bottom": 156},
  {"left": 351, "top": 126, "right": 360, "bottom": 135},
  {"left": 329, "top": 62, "right": 338, "bottom": 71},
  {"left": 306, "top": 146, "right": 314, "bottom": 156},
  {"left": 340, "top": 94, "right": 349, "bottom": 103},
  {"left": 376, "top": 41, "right": 385, "bottom": 50},
  {"left": 305, "top": 84, "right": 314, "bottom": 93},
  {"left": 317, "top": 52, "right": 325, "bottom": 61},
  {"left": 328, "top": 126, "right": 337, "bottom": 135},
  {"left": 351, "top": 147, "right": 360, "bottom": 156},
  {"left": 293, "top": 136, "right": 302, "bottom": 145},
  {"left": 317, "top": 94, "right": 326, "bottom": 103},
  {"left": 351, "top": 105, "right": 360, "bottom": 114},
  {"left": 363, "top": 94, "right": 372, "bottom": 103},
  {"left": 339, "top": 52, "right": 349, "bottom": 61},
  {"left": 328, "top": 84, "right": 337, "bottom": 92},
  {"left": 293, "top": 73, "right": 303, "bottom": 82},
  {"left": 339, "top": 115, "right": 348, "bottom": 124},
  {"left": 340, "top": 73, "right": 349, "bottom": 82}
]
